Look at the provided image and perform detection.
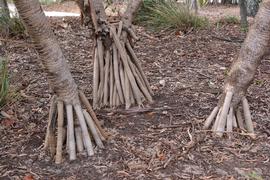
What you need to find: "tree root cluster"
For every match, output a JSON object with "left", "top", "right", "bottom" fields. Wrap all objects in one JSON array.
[
  {"left": 93, "top": 21, "right": 153, "bottom": 109},
  {"left": 203, "top": 91, "right": 255, "bottom": 138},
  {"left": 44, "top": 91, "right": 108, "bottom": 163}
]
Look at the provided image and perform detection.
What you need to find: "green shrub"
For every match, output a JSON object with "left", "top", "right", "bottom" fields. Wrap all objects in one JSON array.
[
  {"left": 136, "top": 0, "right": 208, "bottom": 31},
  {"left": 0, "top": 10, "right": 25, "bottom": 37},
  {"left": 39, "top": 0, "right": 62, "bottom": 5},
  {"left": 136, "top": 0, "right": 165, "bottom": 23},
  {"left": 216, "top": 16, "right": 240, "bottom": 25},
  {"left": 0, "top": 58, "right": 9, "bottom": 108},
  {"left": 198, "top": 0, "right": 208, "bottom": 7},
  {"left": 247, "top": 171, "right": 263, "bottom": 180}
]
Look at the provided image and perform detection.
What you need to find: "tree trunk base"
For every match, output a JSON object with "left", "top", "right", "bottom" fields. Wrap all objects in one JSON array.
[
  {"left": 203, "top": 90, "right": 255, "bottom": 139},
  {"left": 75, "top": 0, "right": 92, "bottom": 26},
  {"left": 205, "top": 0, "right": 270, "bottom": 139},
  {"left": 44, "top": 91, "right": 108, "bottom": 163},
  {"left": 92, "top": 21, "right": 153, "bottom": 109}
]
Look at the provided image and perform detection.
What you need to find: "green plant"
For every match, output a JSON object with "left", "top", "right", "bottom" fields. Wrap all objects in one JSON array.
[
  {"left": 247, "top": 171, "right": 263, "bottom": 180},
  {"left": 135, "top": 0, "right": 165, "bottom": 23},
  {"left": 241, "top": 25, "right": 249, "bottom": 32},
  {"left": 0, "top": 58, "right": 9, "bottom": 108},
  {"left": 255, "top": 79, "right": 264, "bottom": 85},
  {"left": 216, "top": 16, "right": 240, "bottom": 25},
  {"left": 136, "top": 0, "right": 208, "bottom": 31},
  {"left": 39, "top": 0, "right": 62, "bottom": 5},
  {"left": 198, "top": 0, "right": 208, "bottom": 7},
  {"left": 0, "top": 10, "right": 25, "bottom": 37},
  {"left": 224, "top": 69, "right": 229, "bottom": 76}
]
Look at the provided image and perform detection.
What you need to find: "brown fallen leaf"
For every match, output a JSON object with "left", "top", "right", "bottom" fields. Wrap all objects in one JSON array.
[
  {"left": 117, "top": 170, "right": 130, "bottom": 176},
  {"left": 158, "top": 152, "right": 166, "bottom": 161},
  {"left": 1, "top": 118, "right": 15, "bottom": 127},
  {"left": 127, "top": 161, "right": 148, "bottom": 170},
  {"left": 23, "top": 174, "right": 34, "bottom": 180},
  {"left": 145, "top": 111, "right": 155, "bottom": 119}
]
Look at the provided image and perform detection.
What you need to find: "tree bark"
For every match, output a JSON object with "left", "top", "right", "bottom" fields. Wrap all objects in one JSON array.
[
  {"left": 239, "top": 0, "right": 248, "bottom": 28},
  {"left": 224, "top": 0, "right": 270, "bottom": 107},
  {"left": 14, "top": 0, "right": 79, "bottom": 104},
  {"left": 247, "top": 0, "right": 260, "bottom": 17},
  {"left": 91, "top": 0, "right": 107, "bottom": 19},
  {"left": 75, "top": 0, "right": 92, "bottom": 25},
  {"left": 0, "top": 0, "right": 10, "bottom": 36},
  {"left": 0, "top": 0, "right": 10, "bottom": 18},
  {"left": 190, "top": 0, "right": 198, "bottom": 14},
  {"left": 121, "top": 0, "right": 143, "bottom": 27},
  {"left": 204, "top": 0, "right": 270, "bottom": 137},
  {"left": 89, "top": 0, "right": 152, "bottom": 109},
  {"left": 14, "top": 0, "right": 106, "bottom": 162},
  {"left": 89, "top": 0, "right": 109, "bottom": 33}
]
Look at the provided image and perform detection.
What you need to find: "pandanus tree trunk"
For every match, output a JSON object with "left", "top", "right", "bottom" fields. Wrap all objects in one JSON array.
[
  {"left": 75, "top": 0, "right": 92, "bottom": 25},
  {"left": 90, "top": 0, "right": 153, "bottom": 109},
  {"left": 0, "top": 0, "right": 9, "bottom": 18},
  {"left": 190, "top": 0, "right": 198, "bottom": 14},
  {"left": 14, "top": 0, "right": 107, "bottom": 163},
  {"left": 247, "top": 0, "right": 260, "bottom": 17},
  {"left": 239, "top": 0, "right": 248, "bottom": 28},
  {"left": 0, "top": 0, "right": 10, "bottom": 36},
  {"left": 203, "top": 0, "right": 270, "bottom": 138}
]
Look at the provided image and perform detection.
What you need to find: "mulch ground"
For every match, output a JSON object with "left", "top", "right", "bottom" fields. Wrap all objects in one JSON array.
[{"left": 1, "top": 7, "right": 270, "bottom": 180}]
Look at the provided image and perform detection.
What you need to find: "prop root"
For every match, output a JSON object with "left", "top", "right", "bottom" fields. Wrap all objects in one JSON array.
[
  {"left": 203, "top": 91, "right": 255, "bottom": 138},
  {"left": 44, "top": 92, "right": 107, "bottom": 163},
  {"left": 92, "top": 21, "right": 153, "bottom": 109}
]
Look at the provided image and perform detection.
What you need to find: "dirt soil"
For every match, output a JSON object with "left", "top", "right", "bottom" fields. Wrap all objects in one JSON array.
[
  {"left": 43, "top": 1, "right": 80, "bottom": 13},
  {"left": 1, "top": 3, "right": 270, "bottom": 180}
]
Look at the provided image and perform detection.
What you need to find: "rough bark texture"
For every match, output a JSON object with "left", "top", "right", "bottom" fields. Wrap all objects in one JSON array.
[
  {"left": 14, "top": 0, "right": 79, "bottom": 104},
  {"left": 0, "top": 0, "right": 9, "bottom": 18},
  {"left": 14, "top": 0, "right": 106, "bottom": 162},
  {"left": 190, "top": 0, "right": 198, "bottom": 14},
  {"left": 204, "top": 0, "right": 270, "bottom": 137},
  {"left": 75, "top": 0, "right": 92, "bottom": 25},
  {"left": 247, "top": 0, "right": 261, "bottom": 17},
  {"left": 0, "top": 0, "right": 10, "bottom": 36},
  {"left": 239, "top": 0, "right": 248, "bottom": 28},
  {"left": 223, "top": 0, "right": 270, "bottom": 107},
  {"left": 121, "top": 0, "right": 142, "bottom": 27},
  {"left": 90, "top": 0, "right": 110, "bottom": 43},
  {"left": 89, "top": 0, "right": 153, "bottom": 109}
]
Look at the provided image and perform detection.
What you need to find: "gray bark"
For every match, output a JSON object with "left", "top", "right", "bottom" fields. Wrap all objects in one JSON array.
[
  {"left": 89, "top": 0, "right": 152, "bottom": 108},
  {"left": 205, "top": 0, "right": 270, "bottom": 136},
  {"left": 0, "top": 0, "right": 10, "bottom": 18},
  {"left": 221, "top": 0, "right": 270, "bottom": 107},
  {"left": 14, "top": 0, "right": 79, "bottom": 104},
  {"left": 75, "top": 0, "right": 92, "bottom": 25},
  {"left": 239, "top": 0, "right": 248, "bottom": 28},
  {"left": 190, "top": 0, "right": 198, "bottom": 14},
  {"left": 122, "top": 0, "right": 143, "bottom": 28},
  {"left": 247, "top": 0, "right": 260, "bottom": 17}
]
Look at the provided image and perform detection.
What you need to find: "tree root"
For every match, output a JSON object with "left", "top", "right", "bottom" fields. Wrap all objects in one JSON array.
[
  {"left": 203, "top": 91, "right": 255, "bottom": 138},
  {"left": 44, "top": 91, "right": 108, "bottom": 163},
  {"left": 202, "top": 0, "right": 270, "bottom": 139},
  {"left": 92, "top": 21, "right": 153, "bottom": 109}
]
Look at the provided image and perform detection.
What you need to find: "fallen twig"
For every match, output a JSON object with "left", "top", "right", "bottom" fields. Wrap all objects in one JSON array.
[
  {"left": 101, "top": 106, "right": 175, "bottom": 114},
  {"left": 212, "top": 35, "right": 244, "bottom": 43}
]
